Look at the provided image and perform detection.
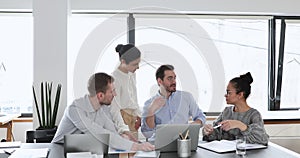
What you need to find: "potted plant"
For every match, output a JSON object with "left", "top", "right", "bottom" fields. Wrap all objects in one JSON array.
[{"left": 32, "top": 82, "right": 62, "bottom": 142}]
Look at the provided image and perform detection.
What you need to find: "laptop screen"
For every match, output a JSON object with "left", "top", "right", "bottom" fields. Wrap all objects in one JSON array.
[
  {"left": 154, "top": 124, "right": 200, "bottom": 152},
  {"left": 64, "top": 134, "right": 109, "bottom": 155}
]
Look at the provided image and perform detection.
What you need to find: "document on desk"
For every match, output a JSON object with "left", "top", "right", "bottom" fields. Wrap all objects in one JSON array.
[
  {"left": 67, "top": 152, "right": 103, "bottom": 158},
  {"left": 198, "top": 140, "right": 267, "bottom": 153},
  {"left": 0, "top": 141, "right": 21, "bottom": 148},
  {"left": 8, "top": 148, "right": 49, "bottom": 158},
  {"left": 133, "top": 150, "right": 160, "bottom": 158}
]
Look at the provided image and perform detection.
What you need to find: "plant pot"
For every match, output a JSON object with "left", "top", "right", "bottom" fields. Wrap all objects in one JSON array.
[{"left": 35, "top": 126, "right": 57, "bottom": 143}]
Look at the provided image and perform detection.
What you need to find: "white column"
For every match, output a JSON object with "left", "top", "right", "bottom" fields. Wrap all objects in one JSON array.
[{"left": 32, "top": 0, "right": 69, "bottom": 128}]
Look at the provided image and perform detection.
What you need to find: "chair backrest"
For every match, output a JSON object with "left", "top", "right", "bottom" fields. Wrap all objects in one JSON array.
[{"left": 26, "top": 130, "right": 56, "bottom": 143}]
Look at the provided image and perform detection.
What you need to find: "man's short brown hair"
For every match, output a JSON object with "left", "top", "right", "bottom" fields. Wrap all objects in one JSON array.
[{"left": 87, "top": 72, "right": 114, "bottom": 96}]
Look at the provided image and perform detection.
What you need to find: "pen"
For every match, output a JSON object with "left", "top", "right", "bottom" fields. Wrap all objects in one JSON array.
[
  {"left": 184, "top": 130, "right": 189, "bottom": 140},
  {"left": 213, "top": 124, "right": 222, "bottom": 129},
  {"left": 115, "top": 149, "right": 126, "bottom": 152},
  {"left": 179, "top": 133, "right": 184, "bottom": 140},
  {"left": 4, "top": 149, "right": 15, "bottom": 155}
]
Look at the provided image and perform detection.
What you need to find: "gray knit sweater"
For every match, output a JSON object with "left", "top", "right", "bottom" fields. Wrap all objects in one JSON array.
[{"left": 203, "top": 106, "right": 269, "bottom": 145}]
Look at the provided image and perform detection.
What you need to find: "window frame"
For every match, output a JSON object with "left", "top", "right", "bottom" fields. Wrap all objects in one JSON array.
[{"left": 269, "top": 16, "right": 300, "bottom": 111}]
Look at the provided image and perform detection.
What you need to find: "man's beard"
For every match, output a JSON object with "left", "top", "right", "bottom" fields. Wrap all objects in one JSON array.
[
  {"left": 167, "top": 84, "right": 176, "bottom": 93},
  {"left": 99, "top": 100, "right": 112, "bottom": 105}
]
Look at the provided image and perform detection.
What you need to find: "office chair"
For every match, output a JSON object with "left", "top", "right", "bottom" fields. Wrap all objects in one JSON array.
[{"left": 26, "top": 130, "right": 55, "bottom": 143}]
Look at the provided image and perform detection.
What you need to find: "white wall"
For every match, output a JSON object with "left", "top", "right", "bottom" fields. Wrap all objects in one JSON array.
[
  {"left": 2, "top": 0, "right": 300, "bottom": 16},
  {"left": 71, "top": 0, "right": 300, "bottom": 16}
]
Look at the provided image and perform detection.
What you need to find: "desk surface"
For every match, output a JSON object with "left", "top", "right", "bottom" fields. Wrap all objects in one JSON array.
[
  {"left": 0, "top": 114, "right": 20, "bottom": 142},
  {"left": 0, "top": 141, "right": 294, "bottom": 158},
  {"left": 0, "top": 114, "right": 20, "bottom": 125}
]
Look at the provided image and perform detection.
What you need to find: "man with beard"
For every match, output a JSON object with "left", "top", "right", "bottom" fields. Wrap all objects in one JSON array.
[
  {"left": 141, "top": 65, "right": 206, "bottom": 138},
  {"left": 52, "top": 72, "right": 154, "bottom": 151}
]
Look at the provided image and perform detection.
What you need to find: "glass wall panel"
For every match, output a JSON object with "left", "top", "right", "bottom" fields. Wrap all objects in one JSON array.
[
  {"left": 280, "top": 20, "right": 300, "bottom": 109},
  {"left": 68, "top": 14, "right": 127, "bottom": 103},
  {"left": 135, "top": 16, "right": 268, "bottom": 112},
  {"left": 69, "top": 14, "right": 270, "bottom": 113},
  {"left": 0, "top": 14, "right": 33, "bottom": 114}
]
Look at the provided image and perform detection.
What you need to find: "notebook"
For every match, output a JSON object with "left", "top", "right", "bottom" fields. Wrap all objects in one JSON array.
[
  {"left": 8, "top": 148, "right": 49, "bottom": 158},
  {"left": 198, "top": 139, "right": 267, "bottom": 153},
  {"left": 154, "top": 124, "right": 201, "bottom": 152},
  {"left": 64, "top": 134, "right": 109, "bottom": 155}
]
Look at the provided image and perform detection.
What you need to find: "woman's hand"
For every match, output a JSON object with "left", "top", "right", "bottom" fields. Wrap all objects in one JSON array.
[
  {"left": 203, "top": 124, "right": 214, "bottom": 135},
  {"left": 135, "top": 116, "right": 141, "bottom": 130},
  {"left": 220, "top": 120, "right": 247, "bottom": 131}
]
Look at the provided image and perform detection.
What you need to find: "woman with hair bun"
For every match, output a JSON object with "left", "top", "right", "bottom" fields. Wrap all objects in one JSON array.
[
  {"left": 202, "top": 72, "right": 269, "bottom": 145},
  {"left": 110, "top": 44, "right": 142, "bottom": 141}
]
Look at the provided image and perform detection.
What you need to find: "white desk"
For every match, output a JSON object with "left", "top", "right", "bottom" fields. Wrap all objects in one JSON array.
[{"left": 0, "top": 141, "right": 297, "bottom": 158}]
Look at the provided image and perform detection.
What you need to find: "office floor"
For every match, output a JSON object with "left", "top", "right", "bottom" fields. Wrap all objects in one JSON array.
[{"left": 270, "top": 137, "right": 300, "bottom": 154}]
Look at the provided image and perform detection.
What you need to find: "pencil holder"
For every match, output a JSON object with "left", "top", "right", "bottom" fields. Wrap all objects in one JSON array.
[{"left": 177, "top": 138, "right": 191, "bottom": 157}]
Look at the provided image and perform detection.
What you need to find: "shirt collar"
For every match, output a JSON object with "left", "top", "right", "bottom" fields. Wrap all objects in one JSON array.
[
  {"left": 116, "top": 68, "right": 135, "bottom": 76},
  {"left": 156, "top": 90, "right": 176, "bottom": 99},
  {"left": 84, "top": 94, "right": 99, "bottom": 113}
]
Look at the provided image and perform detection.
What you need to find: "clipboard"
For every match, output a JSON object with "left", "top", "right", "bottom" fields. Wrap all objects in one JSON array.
[{"left": 198, "top": 140, "right": 267, "bottom": 154}]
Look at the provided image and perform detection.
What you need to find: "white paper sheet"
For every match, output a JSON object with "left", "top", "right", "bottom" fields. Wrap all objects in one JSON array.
[
  {"left": 134, "top": 150, "right": 160, "bottom": 158},
  {"left": 67, "top": 152, "right": 103, "bottom": 158},
  {"left": 8, "top": 148, "right": 49, "bottom": 158},
  {"left": 0, "top": 141, "right": 21, "bottom": 148}
]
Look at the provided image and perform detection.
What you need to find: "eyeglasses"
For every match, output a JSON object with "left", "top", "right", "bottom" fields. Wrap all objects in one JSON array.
[
  {"left": 166, "top": 76, "right": 176, "bottom": 82},
  {"left": 225, "top": 90, "right": 236, "bottom": 95}
]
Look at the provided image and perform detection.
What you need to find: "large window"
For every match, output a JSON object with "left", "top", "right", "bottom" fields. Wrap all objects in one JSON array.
[
  {"left": 68, "top": 14, "right": 269, "bottom": 113},
  {"left": 0, "top": 12, "right": 297, "bottom": 117},
  {"left": 1, "top": 13, "right": 297, "bottom": 115},
  {"left": 68, "top": 14, "right": 127, "bottom": 104},
  {"left": 274, "top": 18, "right": 300, "bottom": 110},
  {"left": 135, "top": 16, "right": 268, "bottom": 112},
  {"left": 0, "top": 14, "right": 33, "bottom": 114}
]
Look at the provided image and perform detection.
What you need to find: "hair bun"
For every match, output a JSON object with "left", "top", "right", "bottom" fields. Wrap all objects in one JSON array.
[
  {"left": 115, "top": 44, "right": 123, "bottom": 53},
  {"left": 240, "top": 72, "right": 253, "bottom": 84}
]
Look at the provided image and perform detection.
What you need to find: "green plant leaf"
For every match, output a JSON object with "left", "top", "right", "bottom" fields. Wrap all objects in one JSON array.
[
  {"left": 51, "top": 83, "right": 61, "bottom": 127},
  {"left": 33, "top": 81, "right": 61, "bottom": 129},
  {"left": 45, "top": 83, "right": 50, "bottom": 128},
  {"left": 41, "top": 82, "right": 45, "bottom": 128},
  {"left": 32, "top": 86, "right": 42, "bottom": 126},
  {"left": 48, "top": 82, "right": 52, "bottom": 128}
]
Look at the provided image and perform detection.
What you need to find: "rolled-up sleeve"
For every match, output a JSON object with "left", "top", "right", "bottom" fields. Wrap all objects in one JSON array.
[
  {"left": 241, "top": 111, "right": 269, "bottom": 145},
  {"left": 187, "top": 92, "right": 206, "bottom": 125},
  {"left": 141, "top": 98, "right": 155, "bottom": 138}
]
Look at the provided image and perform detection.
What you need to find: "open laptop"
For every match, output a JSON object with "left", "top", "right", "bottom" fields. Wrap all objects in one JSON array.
[
  {"left": 64, "top": 133, "right": 109, "bottom": 155},
  {"left": 154, "top": 124, "right": 201, "bottom": 152}
]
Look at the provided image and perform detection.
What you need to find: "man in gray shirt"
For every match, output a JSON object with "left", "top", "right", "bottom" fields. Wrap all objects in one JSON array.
[{"left": 52, "top": 72, "right": 154, "bottom": 151}]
